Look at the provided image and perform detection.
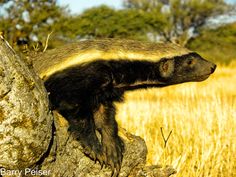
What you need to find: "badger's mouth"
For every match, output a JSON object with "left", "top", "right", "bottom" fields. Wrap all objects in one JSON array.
[{"left": 194, "top": 74, "right": 211, "bottom": 82}]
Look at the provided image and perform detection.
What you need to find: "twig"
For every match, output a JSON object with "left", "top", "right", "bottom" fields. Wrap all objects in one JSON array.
[
  {"left": 43, "top": 31, "right": 53, "bottom": 52},
  {"left": 32, "top": 43, "right": 39, "bottom": 51},
  {"left": 160, "top": 127, "right": 172, "bottom": 148}
]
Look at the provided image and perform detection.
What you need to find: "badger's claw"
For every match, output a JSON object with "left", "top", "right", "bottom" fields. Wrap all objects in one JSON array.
[{"left": 101, "top": 134, "right": 124, "bottom": 176}]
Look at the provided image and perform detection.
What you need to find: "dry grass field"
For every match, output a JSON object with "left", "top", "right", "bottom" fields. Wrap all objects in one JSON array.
[{"left": 116, "top": 64, "right": 236, "bottom": 177}]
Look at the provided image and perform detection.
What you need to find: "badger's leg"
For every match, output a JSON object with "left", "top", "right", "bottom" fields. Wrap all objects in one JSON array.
[
  {"left": 94, "top": 102, "right": 124, "bottom": 176},
  {"left": 67, "top": 107, "right": 104, "bottom": 162}
]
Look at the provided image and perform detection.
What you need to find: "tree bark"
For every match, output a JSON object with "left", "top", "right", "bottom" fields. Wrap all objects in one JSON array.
[
  {"left": 0, "top": 36, "right": 176, "bottom": 177},
  {"left": 0, "top": 36, "right": 53, "bottom": 170}
]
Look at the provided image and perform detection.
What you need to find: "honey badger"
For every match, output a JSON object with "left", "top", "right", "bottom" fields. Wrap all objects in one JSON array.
[{"left": 33, "top": 39, "right": 216, "bottom": 176}]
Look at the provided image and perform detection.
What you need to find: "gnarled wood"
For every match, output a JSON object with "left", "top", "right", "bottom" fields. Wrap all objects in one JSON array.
[{"left": 0, "top": 36, "right": 53, "bottom": 169}]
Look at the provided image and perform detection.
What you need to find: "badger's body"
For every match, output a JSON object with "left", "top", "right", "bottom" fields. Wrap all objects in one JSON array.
[
  {"left": 33, "top": 39, "right": 216, "bottom": 176},
  {"left": 34, "top": 39, "right": 191, "bottom": 80}
]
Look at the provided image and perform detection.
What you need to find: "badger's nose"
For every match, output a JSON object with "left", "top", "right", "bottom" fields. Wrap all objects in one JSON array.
[{"left": 211, "top": 64, "right": 217, "bottom": 73}]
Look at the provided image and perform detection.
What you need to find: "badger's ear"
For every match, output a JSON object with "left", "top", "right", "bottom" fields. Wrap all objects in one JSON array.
[{"left": 159, "top": 59, "right": 175, "bottom": 78}]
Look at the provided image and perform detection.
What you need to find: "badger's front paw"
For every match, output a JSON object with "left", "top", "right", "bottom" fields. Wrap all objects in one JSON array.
[
  {"left": 69, "top": 124, "right": 104, "bottom": 162},
  {"left": 81, "top": 137, "right": 103, "bottom": 162},
  {"left": 101, "top": 134, "right": 124, "bottom": 176}
]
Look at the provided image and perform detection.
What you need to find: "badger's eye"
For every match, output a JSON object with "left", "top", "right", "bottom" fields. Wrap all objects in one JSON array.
[
  {"left": 187, "top": 60, "right": 193, "bottom": 65},
  {"left": 187, "top": 59, "right": 195, "bottom": 66}
]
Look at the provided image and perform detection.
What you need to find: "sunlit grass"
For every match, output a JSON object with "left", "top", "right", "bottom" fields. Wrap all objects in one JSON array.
[{"left": 116, "top": 64, "right": 236, "bottom": 177}]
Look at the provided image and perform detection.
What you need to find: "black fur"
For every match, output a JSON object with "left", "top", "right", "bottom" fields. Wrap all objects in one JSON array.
[{"left": 44, "top": 52, "right": 216, "bottom": 176}]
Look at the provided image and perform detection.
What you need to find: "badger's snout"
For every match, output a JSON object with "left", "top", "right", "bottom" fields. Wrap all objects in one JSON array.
[{"left": 211, "top": 64, "right": 217, "bottom": 74}]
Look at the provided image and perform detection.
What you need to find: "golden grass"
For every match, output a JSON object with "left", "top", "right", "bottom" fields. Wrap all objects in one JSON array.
[{"left": 116, "top": 65, "right": 236, "bottom": 177}]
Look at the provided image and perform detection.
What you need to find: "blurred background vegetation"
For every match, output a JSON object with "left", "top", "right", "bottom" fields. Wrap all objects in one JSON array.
[{"left": 0, "top": 0, "right": 235, "bottom": 64}]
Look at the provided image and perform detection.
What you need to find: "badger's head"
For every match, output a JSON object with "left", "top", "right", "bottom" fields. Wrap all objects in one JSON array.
[{"left": 157, "top": 52, "right": 216, "bottom": 85}]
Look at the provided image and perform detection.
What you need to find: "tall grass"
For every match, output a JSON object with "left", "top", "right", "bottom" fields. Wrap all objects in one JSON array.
[{"left": 116, "top": 65, "right": 236, "bottom": 177}]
